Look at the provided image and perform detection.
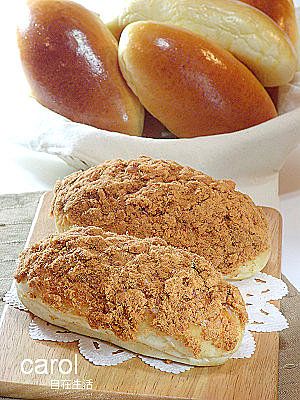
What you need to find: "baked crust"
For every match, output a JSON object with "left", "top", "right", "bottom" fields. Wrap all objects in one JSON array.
[
  {"left": 106, "top": 0, "right": 297, "bottom": 87},
  {"left": 17, "top": 0, "right": 144, "bottom": 135},
  {"left": 15, "top": 226, "right": 247, "bottom": 364},
  {"left": 51, "top": 157, "right": 270, "bottom": 278},
  {"left": 240, "top": 0, "right": 298, "bottom": 44},
  {"left": 118, "top": 21, "right": 277, "bottom": 138}
]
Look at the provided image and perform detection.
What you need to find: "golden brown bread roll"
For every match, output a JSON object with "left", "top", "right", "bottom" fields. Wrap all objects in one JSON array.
[
  {"left": 249, "top": 0, "right": 298, "bottom": 107},
  {"left": 17, "top": 0, "right": 144, "bottom": 136},
  {"left": 118, "top": 21, "right": 277, "bottom": 138},
  {"left": 15, "top": 227, "right": 247, "bottom": 366},
  {"left": 107, "top": 0, "right": 297, "bottom": 87},
  {"left": 51, "top": 157, "right": 271, "bottom": 280},
  {"left": 240, "top": 0, "right": 298, "bottom": 44}
]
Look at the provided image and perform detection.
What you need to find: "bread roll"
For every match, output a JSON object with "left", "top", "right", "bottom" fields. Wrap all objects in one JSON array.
[
  {"left": 245, "top": 0, "right": 298, "bottom": 109},
  {"left": 118, "top": 21, "right": 277, "bottom": 138},
  {"left": 15, "top": 227, "right": 247, "bottom": 366},
  {"left": 51, "top": 157, "right": 271, "bottom": 280},
  {"left": 240, "top": 0, "right": 298, "bottom": 44},
  {"left": 107, "top": 0, "right": 297, "bottom": 87},
  {"left": 17, "top": 0, "right": 144, "bottom": 136}
]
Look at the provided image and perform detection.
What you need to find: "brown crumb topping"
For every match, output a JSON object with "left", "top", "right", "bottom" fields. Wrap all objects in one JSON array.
[
  {"left": 51, "top": 156, "right": 270, "bottom": 276},
  {"left": 16, "top": 227, "right": 247, "bottom": 355}
]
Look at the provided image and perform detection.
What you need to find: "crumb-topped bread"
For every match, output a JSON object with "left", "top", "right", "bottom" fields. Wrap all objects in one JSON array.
[
  {"left": 15, "top": 226, "right": 247, "bottom": 366},
  {"left": 51, "top": 156, "right": 270, "bottom": 279}
]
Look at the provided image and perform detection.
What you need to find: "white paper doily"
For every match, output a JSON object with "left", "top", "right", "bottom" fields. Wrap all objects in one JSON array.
[{"left": 4, "top": 273, "right": 288, "bottom": 374}]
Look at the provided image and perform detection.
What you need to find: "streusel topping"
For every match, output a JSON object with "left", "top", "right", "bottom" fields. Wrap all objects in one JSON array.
[
  {"left": 16, "top": 227, "right": 247, "bottom": 355},
  {"left": 51, "top": 156, "right": 270, "bottom": 276}
]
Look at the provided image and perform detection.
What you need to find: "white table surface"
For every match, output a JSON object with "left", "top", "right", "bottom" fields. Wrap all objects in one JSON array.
[{"left": 0, "top": 0, "right": 299, "bottom": 290}]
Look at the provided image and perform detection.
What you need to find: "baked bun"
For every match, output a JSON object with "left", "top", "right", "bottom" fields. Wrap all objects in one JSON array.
[
  {"left": 240, "top": 0, "right": 298, "bottom": 44},
  {"left": 15, "top": 227, "right": 247, "bottom": 366},
  {"left": 17, "top": 0, "right": 144, "bottom": 136},
  {"left": 118, "top": 21, "right": 277, "bottom": 138},
  {"left": 51, "top": 157, "right": 271, "bottom": 280},
  {"left": 107, "top": 0, "right": 297, "bottom": 87}
]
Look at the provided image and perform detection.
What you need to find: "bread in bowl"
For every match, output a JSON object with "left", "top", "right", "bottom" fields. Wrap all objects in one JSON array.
[
  {"left": 107, "top": 0, "right": 297, "bottom": 87},
  {"left": 51, "top": 156, "right": 271, "bottom": 280},
  {"left": 15, "top": 226, "right": 247, "bottom": 366},
  {"left": 118, "top": 21, "right": 277, "bottom": 138},
  {"left": 17, "top": 0, "right": 144, "bottom": 136},
  {"left": 240, "top": 0, "right": 298, "bottom": 44}
]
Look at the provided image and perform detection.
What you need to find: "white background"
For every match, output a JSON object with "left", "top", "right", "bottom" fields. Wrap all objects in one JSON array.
[{"left": 0, "top": 0, "right": 299, "bottom": 289}]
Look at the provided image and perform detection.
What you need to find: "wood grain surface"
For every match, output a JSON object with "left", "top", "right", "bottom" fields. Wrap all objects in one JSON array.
[{"left": 0, "top": 192, "right": 281, "bottom": 400}]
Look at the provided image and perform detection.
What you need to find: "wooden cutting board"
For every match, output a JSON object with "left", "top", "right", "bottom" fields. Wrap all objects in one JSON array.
[{"left": 0, "top": 192, "right": 282, "bottom": 400}]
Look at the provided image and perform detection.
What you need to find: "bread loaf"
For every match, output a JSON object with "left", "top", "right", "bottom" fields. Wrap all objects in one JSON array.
[
  {"left": 15, "top": 226, "right": 247, "bottom": 366},
  {"left": 107, "top": 0, "right": 297, "bottom": 87},
  {"left": 118, "top": 21, "right": 277, "bottom": 138},
  {"left": 51, "top": 157, "right": 271, "bottom": 280},
  {"left": 17, "top": 0, "right": 144, "bottom": 135},
  {"left": 240, "top": 0, "right": 298, "bottom": 44}
]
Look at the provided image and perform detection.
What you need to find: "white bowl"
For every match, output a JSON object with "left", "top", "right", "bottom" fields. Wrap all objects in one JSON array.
[{"left": 15, "top": 96, "right": 300, "bottom": 209}]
